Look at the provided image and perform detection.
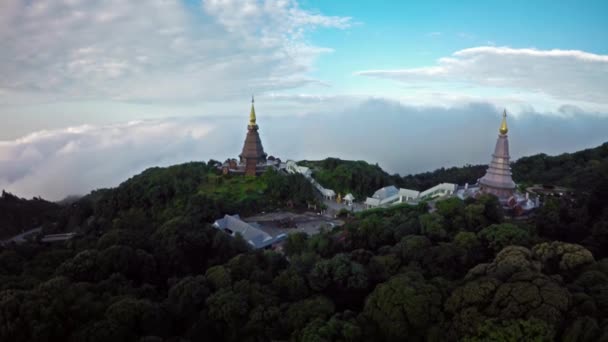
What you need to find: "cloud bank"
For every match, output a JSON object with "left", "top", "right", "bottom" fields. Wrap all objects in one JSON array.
[
  {"left": 356, "top": 46, "right": 608, "bottom": 113},
  {"left": 0, "top": 0, "right": 350, "bottom": 105},
  {"left": 1, "top": 99, "right": 607, "bottom": 201}
]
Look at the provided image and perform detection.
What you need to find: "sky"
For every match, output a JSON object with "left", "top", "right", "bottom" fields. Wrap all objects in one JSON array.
[{"left": 0, "top": 0, "right": 607, "bottom": 200}]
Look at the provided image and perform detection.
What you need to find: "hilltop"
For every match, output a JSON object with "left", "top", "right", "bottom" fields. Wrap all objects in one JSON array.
[
  {"left": 0, "top": 191, "right": 62, "bottom": 240},
  {"left": 301, "top": 141, "right": 608, "bottom": 197},
  {"left": 0, "top": 143, "right": 606, "bottom": 341}
]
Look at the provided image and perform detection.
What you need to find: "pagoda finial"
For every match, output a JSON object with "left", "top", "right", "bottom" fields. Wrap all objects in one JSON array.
[
  {"left": 249, "top": 95, "right": 256, "bottom": 126},
  {"left": 499, "top": 109, "right": 508, "bottom": 135}
]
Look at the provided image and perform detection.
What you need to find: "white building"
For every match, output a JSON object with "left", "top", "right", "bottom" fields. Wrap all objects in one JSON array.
[
  {"left": 344, "top": 193, "right": 355, "bottom": 206},
  {"left": 364, "top": 183, "right": 456, "bottom": 209},
  {"left": 419, "top": 183, "right": 457, "bottom": 199}
]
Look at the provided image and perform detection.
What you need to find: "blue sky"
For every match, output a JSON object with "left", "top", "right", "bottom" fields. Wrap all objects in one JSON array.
[
  {"left": 301, "top": 0, "right": 608, "bottom": 97},
  {"left": 1, "top": 0, "right": 607, "bottom": 134},
  {"left": 0, "top": 0, "right": 607, "bottom": 199}
]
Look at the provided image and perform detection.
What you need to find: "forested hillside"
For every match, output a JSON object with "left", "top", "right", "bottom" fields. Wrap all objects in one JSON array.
[
  {"left": 0, "top": 144, "right": 606, "bottom": 341},
  {"left": 298, "top": 158, "right": 396, "bottom": 199},
  {"left": 0, "top": 191, "right": 62, "bottom": 239},
  {"left": 512, "top": 142, "right": 608, "bottom": 190},
  {"left": 302, "top": 141, "right": 608, "bottom": 197}
]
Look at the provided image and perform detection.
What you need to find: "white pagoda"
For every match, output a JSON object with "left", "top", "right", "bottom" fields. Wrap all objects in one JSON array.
[{"left": 478, "top": 109, "right": 517, "bottom": 201}]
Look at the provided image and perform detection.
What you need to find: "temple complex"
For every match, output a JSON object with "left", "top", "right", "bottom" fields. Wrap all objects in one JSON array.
[
  {"left": 221, "top": 97, "right": 280, "bottom": 176},
  {"left": 478, "top": 110, "right": 517, "bottom": 201},
  {"left": 458, "top": 109, "right": 537, "bottom": 214},
  {"left": 365, "top": 109, "right": 538, "bottom": 215}
]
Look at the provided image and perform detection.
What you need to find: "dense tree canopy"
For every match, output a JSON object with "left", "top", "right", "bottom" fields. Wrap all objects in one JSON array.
[{"left": 0, "top": 142, "right": 607, "bottom": 341}]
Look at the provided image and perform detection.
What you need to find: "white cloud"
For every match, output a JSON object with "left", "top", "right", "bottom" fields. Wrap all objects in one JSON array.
[
  {"left": 2, "top": 99, "right": 607, "bottom": 201},
  {"left": 0, "top": 0, "right": 350, "bottom": 105},
  {"left": 355, "top": 46, "right": 608, "bottom": 112},
  {"left": 0, "top": 118, "right": 235, "bottom": 200}
]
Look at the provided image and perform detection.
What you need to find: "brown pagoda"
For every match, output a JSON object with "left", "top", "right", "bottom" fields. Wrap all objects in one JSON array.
[{"left": 239, "top": 97, "right": 267, "bottom": 176}]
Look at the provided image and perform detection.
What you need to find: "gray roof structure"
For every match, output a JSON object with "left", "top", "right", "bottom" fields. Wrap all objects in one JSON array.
[{"left": 213, "top": 214, "right": 285, "bottom": 249}]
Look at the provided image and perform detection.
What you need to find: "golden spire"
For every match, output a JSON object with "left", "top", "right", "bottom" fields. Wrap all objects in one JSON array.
[
  {"left": 499, "top": 109, "right": 508, "bottom": 135},
  {"left": 249, "top": 96, "right": 256, "bottom": 126}
]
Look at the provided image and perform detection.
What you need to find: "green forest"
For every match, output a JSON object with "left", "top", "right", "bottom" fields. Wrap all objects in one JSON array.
[
  {"left": 0, "top": 142, "right": 607, "bottom": 341},
  {"left": 301, "top": 142, "right": 608, "bottom": 198}
]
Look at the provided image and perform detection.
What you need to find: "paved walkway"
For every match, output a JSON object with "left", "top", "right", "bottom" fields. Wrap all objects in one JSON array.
[
  {"left": 1, "top": 227, "right": 42, "bottom": 245},
  {"left": 1, "top": 228, "right": 78, "bottom": 245},
  {"left": 244, "top": 211, "right": 343, "bottom": 236}
]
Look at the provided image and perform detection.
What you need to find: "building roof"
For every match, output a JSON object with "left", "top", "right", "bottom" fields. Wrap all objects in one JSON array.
[
  {"left": 365, "top": 197, "right": 381, "bottom": 206},
  {"left": 214, "top": 214, "right": 281, "bottom": 249},
  {"left": 419, "top": 183, "right": 457, "bottom": 198},
  {"left": 344, "top": 193, "right": 355, "bottom": 201},
  {"left": 372, "top": 185, "right": 399, "bottom": 200}
]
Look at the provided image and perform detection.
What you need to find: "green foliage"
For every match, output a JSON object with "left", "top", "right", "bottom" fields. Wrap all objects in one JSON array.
[
  {"left": 284, "top": 296, "right": 335, "bottom": 332},
  {"left": 363, "top": 272, "right": 443, "bottom": 341},
  {"left": 420, "top": 213, "right": 447, "bottom": 241},
  {"left": 299, "top": 158, "right": 396, "bottom": 198},
  {"left": 205, "top": 265, "right": 232, "bottom": 290},
  {"left": 0, "top": 191, "right": 61, "bottom": 239},
  {"left": 446, "top": 246, "right": 572, "bottom": 337},
  {"left": 284, "top": 232, "right": 309, "bottom": 256},
  {"left": 532, "top": 241, "right": 595, "bottom": 277},
  {"left": 307, "top": 254, "right": 369, "bottom": 293},
  {"left": 1, "top": 143, "right": 608, "bottom": 341},
  {"left": 478, "top": 223, "right": 530, "bottom": 253},
  {"left": 512, "top": 142, "right": 608, "bottom": 191},
  {"left": 399, "top": 165, "right": 487, "bottom": 192},
  {"left": 463, "top": 318, "right": 554, "bottom": 342},
  {"left": 435, "top": 197, "right": 466, "bottom": 233},
  {"left": 298, "top": 312, "right": 363, "bottom": 342},
  {"left": 166, "top": 275, "right": 210, "bottom": 322}
]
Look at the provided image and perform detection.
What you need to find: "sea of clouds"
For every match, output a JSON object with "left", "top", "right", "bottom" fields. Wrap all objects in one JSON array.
[{"left": 1, "top": 99, "right": 607, "bottom": 201}]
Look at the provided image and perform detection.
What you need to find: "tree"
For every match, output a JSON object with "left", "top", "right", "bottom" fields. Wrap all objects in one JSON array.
[
  {"left": 478, "top": 223, "right": 530, "bottom": 253},
  {"left": 454, "top": 232, "right": 485, "bottom": 267},
  {"left": 463, "top": 318, "right": 554, "bottom": 342},
  {"left": 307, "top": 254, "right": 369, "bottom": 294},
  {"left": 435, "top": 198, "right": 466, "bottom": 233},
  {"left": 166, "top": 275, "right": 210, "bottom": 324},
  {"left": 283, "top": 296, "right": 335, "bottom": 333},
  {"left": 56, "top": 249, "right": 100, "bottom": 282},
  {"left": 419, "top": 213, "right": 447, "bottom": 241},
  {"left": 272, "top": 268, "right": 310, "bottom": 301},
  {"left": 284, "top": 232, "right": 309, "bottom": 256},
  {"left": 532, "top": 242, "right": 595, "bottom": 278},
  {"left": 395, "top": 235, "right": 431, "bottom": 264},
  {"left": 446, "top": 247, "right": 571, "bottom": 338},
  {"left": 205, "top": 265, "right": 232, "bottom": 290},
  {"left": 206, "top": 288, "right": 249, "bottom": 339},
  {"left": 298, "top": 313, "right": 363, "bottom": 342},
  {"left": 363, "top": 272, "right": 443, "bottom": 341},
  {"left": 105, "top": 298, "right": 169, "bottom": 340}
]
